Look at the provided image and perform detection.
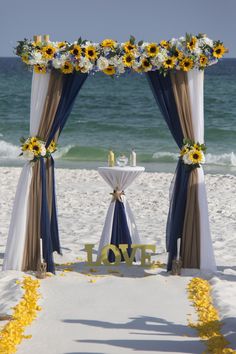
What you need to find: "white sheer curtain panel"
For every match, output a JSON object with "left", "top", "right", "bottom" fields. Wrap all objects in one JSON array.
[
  {"left": 3, "top": 72, "right": 50, "bottom": 270},
  {"left": 187, "top": 69, "right": 216, "bottom": 272}
]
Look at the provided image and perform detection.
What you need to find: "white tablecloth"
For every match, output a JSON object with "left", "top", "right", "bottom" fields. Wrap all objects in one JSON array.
[{"left": 97, "top": 166, "right": 145, "bottom": 262}]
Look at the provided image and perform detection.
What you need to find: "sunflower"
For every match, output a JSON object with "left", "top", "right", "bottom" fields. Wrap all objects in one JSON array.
[
  {"left": 85, "top": 46, "right": 98, "bottom": 60},
  {"left": 47, "top": 140, "right": 57, "bottom": 153},
  {"left": 21, "top": 54, "right": 29, "bottom": 64},
  {"left": 30, "top": 137, "right": 37, "bottom": 144},
  {"left": 141, "top": 58, "right": 152, "bottom": 72},
  {"left": 103, "top": 65, "right": 116, "bottom": 76},
  {"left": 199, "top": 55, "right": 208, "bottom": 67},
  {"left": 22, "top": 142, "right": 31, "bottom": 151},
  {"left": 160, "top": 40, "right": 170, "bottom": 49},
  {"left": 189, "top": 149, "right": 204, "bottom": 164},
  {"left": 75, "top": 63, "right": 82, "bottom": 71},
  {"left": 57, "top": 41, "right": 67, "bottom": 49},
  {"left": 123, "top": 41, "right": 136, "bottom": 53},
  {"left": 163, "top": 57, "right": 176, "bottom": 69},
  {"left": 70, "top": 45, "right": 82, "bottom": 58},
  {"left": 180, "top": 146, "right": 189, "bottom": 156},
  {"left": 172, "top": 48, "right": 183, "bottom": 60},
  {"left": 61, "top": 61, "right": 74, "bottom": 74},
  {"left": 42, "top": 44, "right": 56, "bottom": 59},
  {"left": 122, "top": 53, "right": 135, "bottom": 67},
  {"left": 212, "top": 44, "right": 226, "bottom": 58},
  {"left": 180, "top": 57, "right": 194, "bottom": 72},
  {"left": 187, "top": 36, "right": 197, "bottom": 51},
  {"left": 101, "top": 39, "right": 116, "bottom": 48},
  {"left": 34, "top": 64, "right": 47, "bottom": 74},
  {"left": 146, "top": 43, "right": 159, "bottom": 57},
  {"left": 31, "top": 141, "right": 41, "bottom": 156}
]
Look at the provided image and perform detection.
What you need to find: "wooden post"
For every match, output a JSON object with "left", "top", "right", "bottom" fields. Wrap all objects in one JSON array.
[
  {"left": 43, "top": 34, "right": 50, "bottom": 42},
  {"left": 33, "top": 35, "right": 42, "bottom": 43}
]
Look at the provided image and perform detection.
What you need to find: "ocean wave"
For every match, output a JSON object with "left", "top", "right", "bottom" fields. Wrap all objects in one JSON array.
[
  {"left": 0, "top": 140, "right": 235, "bottom": 167},
  {"left": 0, "top": 140, "right": 20, "bottom": 159},
  {"left": 152, "top": 151, "right": 236, "bottom": 166}
]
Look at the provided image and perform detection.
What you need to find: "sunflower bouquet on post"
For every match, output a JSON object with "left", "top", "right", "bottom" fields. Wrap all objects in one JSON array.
[
  {"left": 180, "top": 138, "right": 206, "bottom": 170},
  {"left": 19, "top": 136, "right": 57, "bottom": 162}
]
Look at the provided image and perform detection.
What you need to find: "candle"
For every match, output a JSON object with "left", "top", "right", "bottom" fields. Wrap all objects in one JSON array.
[
  {"left": 108, "top": 150, "right": 115, "bottom": 167},
  {"left": 130, "top": 149, "right": 136, "bottom": 167}
]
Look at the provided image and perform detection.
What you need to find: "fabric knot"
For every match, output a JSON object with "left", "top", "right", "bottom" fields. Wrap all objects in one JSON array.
[{"left": 110, "top": 189, "right": 125, "bottom": 202}]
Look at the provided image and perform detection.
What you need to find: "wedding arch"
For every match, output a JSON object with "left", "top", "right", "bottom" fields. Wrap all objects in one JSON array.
[{"left": 3, "top": 34, "right": 227, "bottom": 273}]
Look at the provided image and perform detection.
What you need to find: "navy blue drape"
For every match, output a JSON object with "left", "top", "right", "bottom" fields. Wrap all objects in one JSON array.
[
  {"left": 109, "top": 200, "right": 133, "bottom": 262},
  {"left": 41, "top": 72, "right": 88, "bottom": 272},
  {"left": 146, "top": 71, "right": 190, "bottom": 271}
]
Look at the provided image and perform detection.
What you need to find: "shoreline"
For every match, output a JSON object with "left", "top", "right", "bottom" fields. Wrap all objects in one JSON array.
[{"left": 0, "top": 159, "right": 236, "bottom": 175}]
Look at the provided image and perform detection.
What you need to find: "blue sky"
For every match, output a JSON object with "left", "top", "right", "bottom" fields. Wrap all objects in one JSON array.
[{"left": 0, "top": 0, "right": 235, "bottom": 57}]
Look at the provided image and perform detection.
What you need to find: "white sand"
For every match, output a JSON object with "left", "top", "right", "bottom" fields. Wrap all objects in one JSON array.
[{"left": 0, "top": 167, "right": 236, "bottom": 353}]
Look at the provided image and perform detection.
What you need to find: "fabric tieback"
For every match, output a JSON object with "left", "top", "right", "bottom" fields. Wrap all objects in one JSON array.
[{"left": 110, "top": 189, "right": 125, "bottom": 203}]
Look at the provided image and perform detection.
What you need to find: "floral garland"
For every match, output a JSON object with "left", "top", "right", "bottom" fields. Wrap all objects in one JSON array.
[
  {"left": 15, "top": 33, "right": 227, "bottom": 76},
  {"left": 20, "top": 136, "right": 57, "bottom": 161},
  {"left": 187, "top": 278, "right": 236, "bottom": 353},
  {"left": 180, "top": 138, "right": 206, "bottom": 169},
  {"left": 0, "top": 276, "right": 41, "bottom": 354}
]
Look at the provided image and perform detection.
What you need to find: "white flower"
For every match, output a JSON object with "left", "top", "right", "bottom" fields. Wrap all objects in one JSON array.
[
  {"left": 117, "top": 64, "right": 125, "bottom": 74},
  {"left": 52, "top": 58, "right": 64, "bottom": 69},
  {"left": 32, "top": 51, "right": 42, "bottom": 61},
  {"left": 183, "top": 152, "right": 192, "bottom": 165},
  {"left": 40, "top": 145, "right": 46, "bottom": 156},
  {"left": 199, "top": 37, "right": 213, "bottom": 48},
  {"left": 79, "top": 58, "right": 93, "bottom": 72},
  {"left": 97, "top": 57, "right": 109, "bottom": 70},
  {"left": 23, "top": 150, "right": 34, "bottom": 161}
]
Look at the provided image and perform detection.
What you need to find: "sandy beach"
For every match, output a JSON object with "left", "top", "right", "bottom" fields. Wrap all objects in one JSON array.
[{"left": 0, "top": 167, "right": 235, "bottom": 353}]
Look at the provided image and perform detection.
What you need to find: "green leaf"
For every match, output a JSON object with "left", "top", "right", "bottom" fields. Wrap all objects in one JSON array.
[
  {"left": 138, "top": 40, "right": 143, "bottom": 46},
  {"left": 129, "top": 35, "right": 136, "bottom": 45}
]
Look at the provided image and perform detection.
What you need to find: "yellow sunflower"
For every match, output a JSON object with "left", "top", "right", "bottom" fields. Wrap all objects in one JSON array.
[
  {"left": 70, "top": 45, "right": 82, "bottom": 58},
  {"left": 163, "top": 57, "right": 176, "bottom": 69},
  {"left": 187, "top": 36, "right": 197, "bottom": 51},
  {"left": 47, "top": 140, "right": 57, "bottom": 153},
  {"left": 57, "top": 41, "right": 67, "bottom": 49},
  {"left": 31, "top": 141, "right": 41, "bottom": 156},
  {"left": 172, "top": 49, "right": 183, "bottom": 60},
  {"left": 199, "top": 55, "right": 208, "bottom": 67},
  {"left": 160, "top": 40, "right": 170, "bottom": 49},
  {"left": 30, "top": 137, "right": 37, "bottom": 143},
  {"left": 123, "top": 41, "right": 137, "bottom": 53},
  {"left": 21, "top": 54, "right": 29, "bottom": 64},
  {"left": 213, "top": 44, "right": 227, "bottom": 58},
  {"left": 189, "top": 149, "right": 204, "bottom": 164},
  {"left": 103, "top": 65, "right": 116, "bottom": 76},
  {"left": 42, "top": 44, "right": 56, "bottom": 59},
  {"left": 141, "top": 58, "right": 152, "bottom": 72},
  {"left": 180, "top": 57, "right": 194, "bottom": 72},
  {"left": 34, "top": 64, "right": 47, "bottom": 74},
  {"left": 75, "top": 63, "right": 82, "bottom": 71},
  {"left": 85, "top": 46, "right": 98, "bottom": 60},
  {"left": 180, "top": 146, "right": 189, "bottom": 156},
  {"left": 146, "top": 43, "right": 159, "bottom": 57},
  {"left": 101, "top": 39, "right": 116, "bottom": 48},
  {"left": 61, "top": 61, "right": 74, "bottom": 74},
  {"left": 22, "top": 142, "right": 31, "bottom": 151},
  {"left": 122, "top": 53, "right": 135, "bottom": 67}
]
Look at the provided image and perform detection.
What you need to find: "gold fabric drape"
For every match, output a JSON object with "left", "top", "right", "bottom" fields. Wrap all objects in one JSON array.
[
  {"left": 170, "top": 71, "right": 200, "bottom": 268},
  {"left": 22, "top": 70, "right": 63, "bottom": 271}
]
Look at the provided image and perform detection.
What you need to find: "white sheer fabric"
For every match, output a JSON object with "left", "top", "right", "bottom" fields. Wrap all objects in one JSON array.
[
  {"left": 97, "top": 167, "right": 145, "bottom": 262},
  {"left": 187, "top": 70, "right": 216, "bottom": 272},
  {"left": 3, "top": 73, "right": 50, "bottom": 270}
]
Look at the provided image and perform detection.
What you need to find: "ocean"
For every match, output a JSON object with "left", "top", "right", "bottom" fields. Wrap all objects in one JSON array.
[{"left": 0, "top": 57, "right": 236, "bottom": 173}]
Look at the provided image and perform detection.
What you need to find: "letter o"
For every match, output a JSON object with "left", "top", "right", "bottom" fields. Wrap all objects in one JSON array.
[{"left": 101, "top": 245, "right": 121, "bottom": 266}]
